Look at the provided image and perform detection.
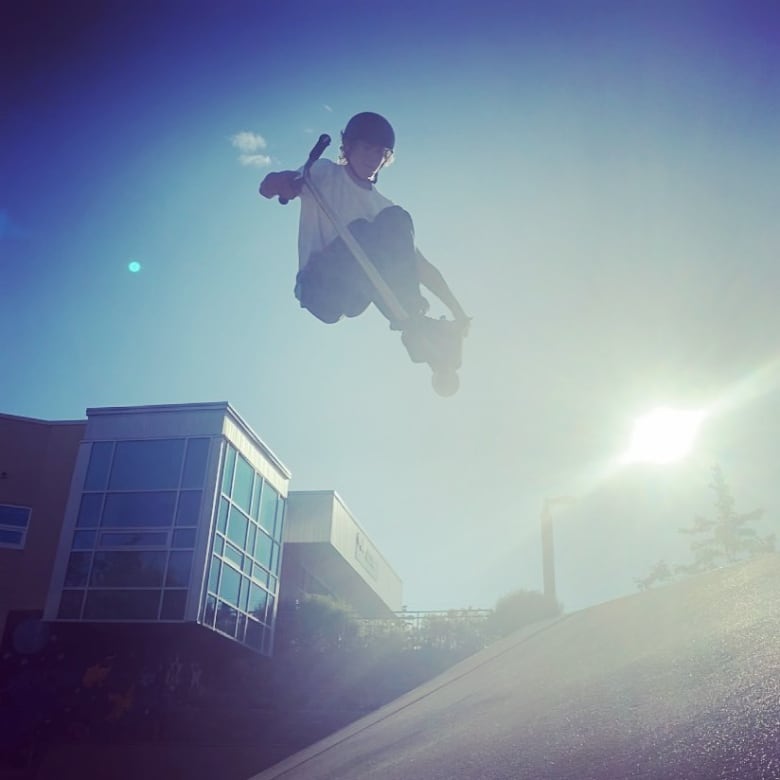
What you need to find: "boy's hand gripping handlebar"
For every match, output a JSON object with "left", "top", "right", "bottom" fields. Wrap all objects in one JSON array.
[{"left": 278, "top": 134, "right": 331, "bottom": 205}]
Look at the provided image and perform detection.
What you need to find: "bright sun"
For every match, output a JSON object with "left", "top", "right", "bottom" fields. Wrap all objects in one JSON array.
[{"left": 622, "top": 407, "right": 706, "bottom": 464}]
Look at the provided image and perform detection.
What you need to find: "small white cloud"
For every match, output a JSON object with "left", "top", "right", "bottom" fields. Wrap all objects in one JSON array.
[
  {"left": 323, "top": 104, "right": 333, "bottom": 112},
  {"left": 239, "top": 153, "right": 272, "bottom": 168},
  {"left": 230, "top": 131, "right": 267, "bottom": 153}
]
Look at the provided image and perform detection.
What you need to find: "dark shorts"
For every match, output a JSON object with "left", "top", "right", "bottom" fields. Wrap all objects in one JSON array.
[{"left": 295, "top": 205, "right": 426, "bottom": 324}]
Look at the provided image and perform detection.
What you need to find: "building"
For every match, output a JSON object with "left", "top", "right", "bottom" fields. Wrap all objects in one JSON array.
[
  {"left": 282, "top": 490, "right": 402, "bottom": 618},
  {"left": 0, "top": 412, "right": 85, "bottom": 640},
  {"left": 1, "top": 402, "right": 402, "bottom": 656},
  {"left": 0, "top": 401, "right": 404, "bottom": 777}
]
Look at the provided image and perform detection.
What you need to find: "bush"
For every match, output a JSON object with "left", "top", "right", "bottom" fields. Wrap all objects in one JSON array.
[{"left": 485, "top": 589, "right": 562, "bottom": 639}]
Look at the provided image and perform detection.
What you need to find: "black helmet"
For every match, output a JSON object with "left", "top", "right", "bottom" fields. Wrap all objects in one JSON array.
[{"left": 343, "top": 112, "right": 395, "bottom": 150}]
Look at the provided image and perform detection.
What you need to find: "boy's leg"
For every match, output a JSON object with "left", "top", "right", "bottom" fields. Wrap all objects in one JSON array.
[
  {"left": 348, "top": 206, "right": 427, "bottom": 323},
  {"left": 295, "top": 239, "right": 372, "bottom": 324}
]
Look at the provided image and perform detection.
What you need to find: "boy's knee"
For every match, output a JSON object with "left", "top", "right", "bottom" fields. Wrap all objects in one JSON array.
[
  {"left": 377, "top": 205, "right": 414, "bottom": 234},
  {"left": 295, "top": 273, "right": 342, "bottom": 324}
]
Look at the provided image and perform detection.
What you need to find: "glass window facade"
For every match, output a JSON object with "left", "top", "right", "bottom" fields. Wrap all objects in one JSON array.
[
  {"left": 201, "top": 442, "right": 286, "bottom": 656},
  {"left": 0, "top": 504, "right": 31, "bottom": 549},
  {"left": 53, "top": 428, "right": 287, "bottom": 658},
  {"left": 56, "top": 437, "right": 210, "bottom": 623}
]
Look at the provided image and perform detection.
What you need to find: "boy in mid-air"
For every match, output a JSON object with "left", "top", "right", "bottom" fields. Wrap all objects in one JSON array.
[{"left": 259, "top": 111, "right": 470, "bottom": 393}]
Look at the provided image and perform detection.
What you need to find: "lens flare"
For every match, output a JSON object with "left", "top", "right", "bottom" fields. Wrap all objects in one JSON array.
[
  {"left": 128, "top": 261, "right": 142, "bottom": 273},
  {"left": 622, "top": 407, "right": 706, "bottom": 465}
]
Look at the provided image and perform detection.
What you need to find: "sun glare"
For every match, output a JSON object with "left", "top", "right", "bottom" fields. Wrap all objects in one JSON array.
[{"left": 622, "top": 407, "right": 706, "bottom": 465}]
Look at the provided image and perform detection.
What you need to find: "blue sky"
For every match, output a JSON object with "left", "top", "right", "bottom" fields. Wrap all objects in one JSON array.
[{"left": 3, "top": 0, "right": 780, "bottom": 611}]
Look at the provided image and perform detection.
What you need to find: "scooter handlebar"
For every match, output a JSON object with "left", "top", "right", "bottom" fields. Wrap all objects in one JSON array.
[{"left": 279, "top": 134, "right": 331, "bottom": 205}]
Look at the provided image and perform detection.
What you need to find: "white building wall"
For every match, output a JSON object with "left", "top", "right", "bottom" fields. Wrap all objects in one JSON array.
[
  {"left": 283, "top": 491, "right": 334, "bottom": 543},
  {"left": 285, "top": 491, "right": 402, "bottom": 612}
]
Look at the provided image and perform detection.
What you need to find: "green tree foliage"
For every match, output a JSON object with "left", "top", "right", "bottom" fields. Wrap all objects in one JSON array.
[
  {"left": 484, "top": 589, "right": 562, "bottom": 639},
  {"left": 634, "top": 559, "right": 673, "bottom": 591},
  {"left": 677, "top": 466, "right": 775, "bottom": 576},
  {"left": 635, "top": 466, "right": 776, "bottom": 589},
  {"left": 275, "top": 594, "right": 360, "bottom": 655}
]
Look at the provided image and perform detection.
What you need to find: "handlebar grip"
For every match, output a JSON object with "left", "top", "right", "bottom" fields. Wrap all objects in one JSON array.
[
  {"left": 276, "top": 134, "right": 331, "bottom": 205},
  {"left": 307, "top": 134, "right": 331, "bottom": 165}
]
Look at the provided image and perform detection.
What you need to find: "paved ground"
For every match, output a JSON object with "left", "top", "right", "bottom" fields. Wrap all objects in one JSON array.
[{"left": 249, "top": 554, "right": 780, "bottom": 780}]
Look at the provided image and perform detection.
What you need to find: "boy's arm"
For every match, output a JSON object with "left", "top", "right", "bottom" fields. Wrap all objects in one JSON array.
[
  {"left": 259, "top": 170, "right": 303, "bottom": 201},
  {"left": 416, "top": 250, "right": 471, "bottom": 329}
]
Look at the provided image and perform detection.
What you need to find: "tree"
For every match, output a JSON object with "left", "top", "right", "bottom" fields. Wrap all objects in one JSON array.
[
  {"left": 634, "top": 559, "right": 673, "bottom": 591},
  {"left": 275, "top": 594, "right": 359, "bottom": 656},
  {"left": 485, "top": 589, "right": 562, "bottom": 639},
  {"left": 676, "top": 466, "right": 775, "bottom": 576}
]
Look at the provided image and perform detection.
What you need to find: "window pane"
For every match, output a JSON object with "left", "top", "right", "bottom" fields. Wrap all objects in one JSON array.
[
  {"left": 203, "top": 593, "right": 216, "bottom": 626},
  {"left": 109, "top": 439, "right": 185, "bottom": 490},
  {"left": 76, "top": 493, "right": 103, "bottom": 528},
  {"left": 227, "top": 506, "right": 248, "bottom": 549},
  {"left": 232, "top": 455, "right": 254, "bottom": 514},
  {"left": 247, "top": 583, "right": 268, "bottom": 621},
  {"left": 90, "top": 550, "right": 166, "bottom": 587},
  {"left": 58, "top": 590, "right": 84, "bottom": 618},
  {"left": 221, "top": 445, "right": 236, "bottom": 496},
  {"left": 84, "top": 442, "right": 113, "bottom": 490},
  {"left": 208, "top": 555, "right": 220, "bottom": 594},
  {"left": 236, "top": 612, "right": 247, "bottom": 642},
  {"left": 161, "top": 590, "right": 187, "bottom": 620},
  {"left": 65, "top": 551, "right": 91, "bottom": 586},
  {"left": 72, "top": 530, "right": 96, "bottom": 550},
  {"left": 182, "top": 438, "right": 209, "bottom": 489},
  {"left": 218, "top": 564, "right": 241, "bottom": 606},
  {"left": 175, "top": 491, "right": 202, "bottom": 527},
  {"left": 258, "top": 484, "right": 277, "bottom": 536},
  {"left": 172, "top": 528, "right": 196, "bottom": 549},
  {"left": 224, "top": 543, "right": 242, "bottom": 568},
  {"left": 250, "top": 478, "right": 262, "bottom": 520},
  {"left": 253, "top": 531, "right": 273, "bottom": 568},
  {"left": 213, "top": 535, "right": 224, "bottom": 556},
  {"left": 251, "top": 564, "right": 269, "bottom": 587},
  {"left": 270, "top": 542, "right": 280, "bottom": 574},
  {"left": 245, "top": 618, "right": 265, "bottom": 650},
  {"left": 217, "top": 498, "right": 229, "bottom": 534},
  {"left": 0, "top": 505, "right": 30, "bottom": 527},
  {"left": 239, "top": 576, "right": 250, "bottom": 612},
  {"left": 99, "top": 531, "right": 168, "bottom": 547},
  {"left": 266, "top": 595, "right": 275, "bottom": 624},
  {"left": 274, "top": 498, "right": 286, "bottom": 541},
  {"left": 0, "top": 529, "right": 24, "bottom": 546},
  {"left": 166, "top": 550, "right": 192, "bottom": 587},
  {"left": 246, "top": 523, "right": 256, "bottom": 556},
  {"left": 84, "top": 590, "right": 161, "bottom": 620},
  {"left": 215, "top": 600, "right": 238, "bottom": 636},
  {"left": 102, "top": 492, "right": 176, "bottom": 528}
]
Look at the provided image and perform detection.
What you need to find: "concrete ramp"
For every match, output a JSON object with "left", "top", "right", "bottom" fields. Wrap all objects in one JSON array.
[{"left": 249, "top": 554, "right": 780, "bottom": 779}]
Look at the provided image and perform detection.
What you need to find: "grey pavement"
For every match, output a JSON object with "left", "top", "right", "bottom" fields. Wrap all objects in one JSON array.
[{"left": 249, "top": 554, "right": 780, "bottom": 780}]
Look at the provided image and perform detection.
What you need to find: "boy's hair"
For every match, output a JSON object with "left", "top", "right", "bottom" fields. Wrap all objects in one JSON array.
[{"left": 337, "top": 144, "right": 395, "bottom": 169}]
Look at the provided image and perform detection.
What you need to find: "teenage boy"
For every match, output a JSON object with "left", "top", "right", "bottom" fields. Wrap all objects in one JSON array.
[{"left": 260, "top": 112, "right": 470, "bottom": 394}]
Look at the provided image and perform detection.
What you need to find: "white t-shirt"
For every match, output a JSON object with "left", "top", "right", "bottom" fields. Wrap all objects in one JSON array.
[{"left": 297, "top": 158, "right": 394, "bottom": 270}]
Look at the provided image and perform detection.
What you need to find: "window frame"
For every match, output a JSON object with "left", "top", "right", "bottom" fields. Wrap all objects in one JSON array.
[{"left": 0, "top": 504, "right": 32, "bottom": 549}]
